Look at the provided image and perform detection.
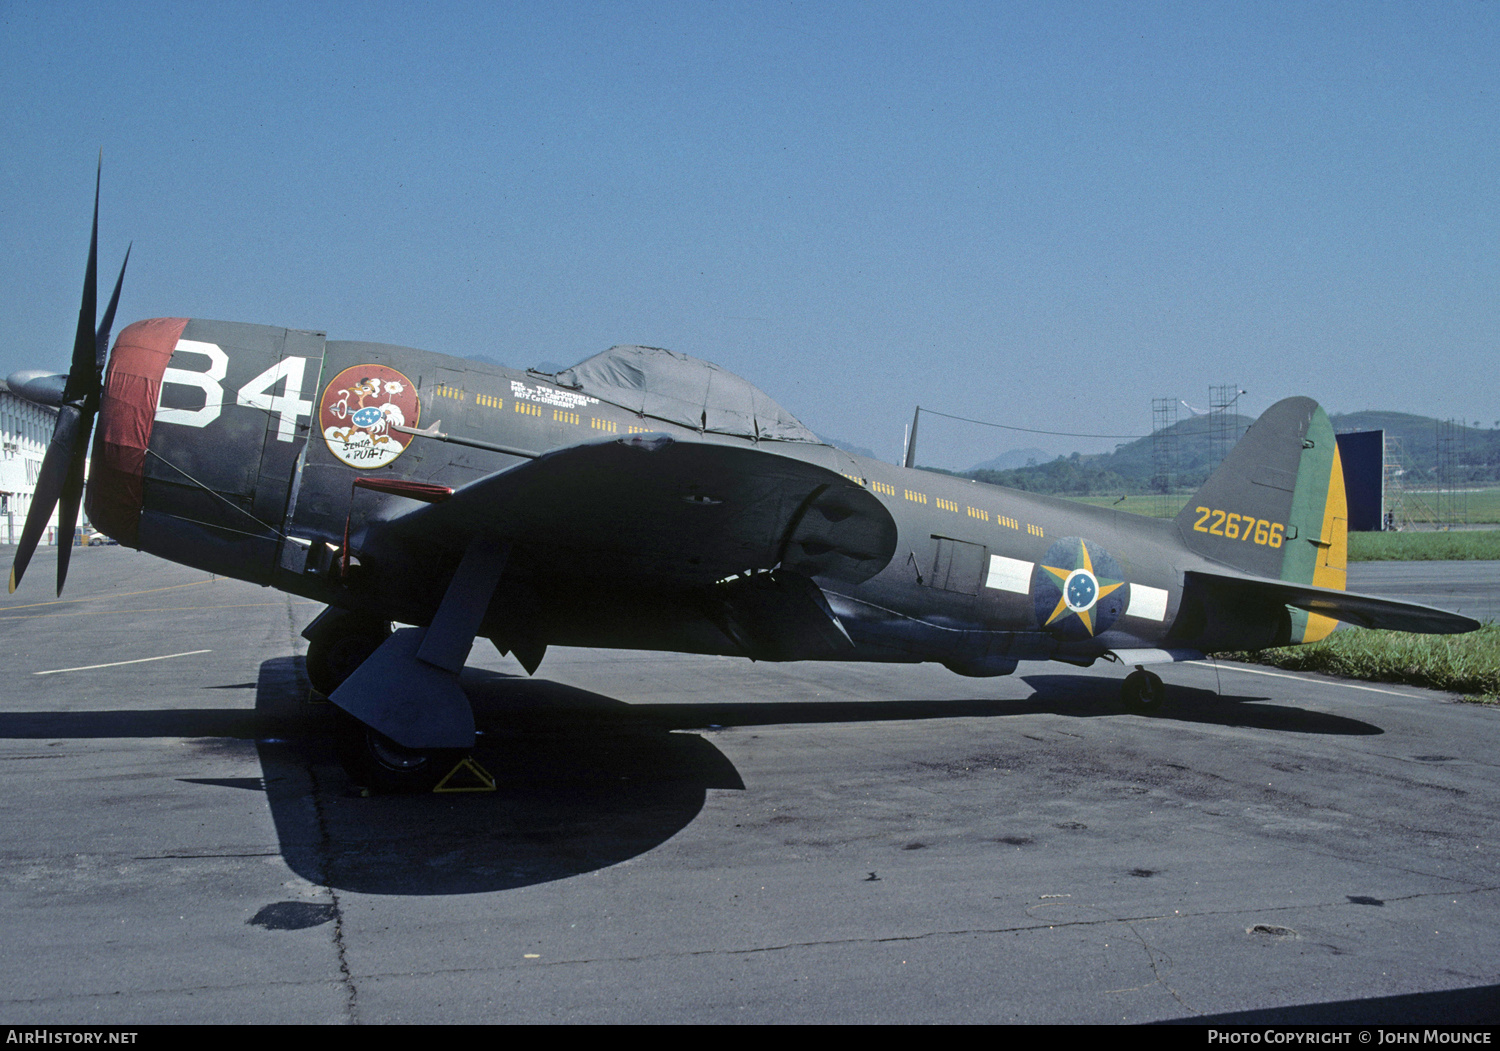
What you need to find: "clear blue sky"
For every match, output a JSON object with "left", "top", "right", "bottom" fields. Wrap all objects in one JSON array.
[{"left": 3, "top": 1, "right": 1496, "bottom": 469}]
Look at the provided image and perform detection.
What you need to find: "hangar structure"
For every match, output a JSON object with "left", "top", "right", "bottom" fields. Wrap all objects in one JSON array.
[{"left": 0, "top": 380, "right": 61, "bottom": 546}]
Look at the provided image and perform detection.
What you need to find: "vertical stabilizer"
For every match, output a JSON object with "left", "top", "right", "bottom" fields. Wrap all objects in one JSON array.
[{"left": 1175, "top": 397, "right": 1347, "bottom": 642}]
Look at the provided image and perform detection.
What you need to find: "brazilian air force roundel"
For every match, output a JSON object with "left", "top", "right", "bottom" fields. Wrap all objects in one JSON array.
[
  {"left": 1030, "top": 537, "right": 1130, "bottom": 640},
  {"left": 319, "top": 364, "right": 422, "bottom": 469}
]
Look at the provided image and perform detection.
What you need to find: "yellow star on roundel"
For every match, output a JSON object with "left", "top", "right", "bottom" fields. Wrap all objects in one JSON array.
[{"left": 1038, "top": 538, "right": 1126, "bottom": 637}]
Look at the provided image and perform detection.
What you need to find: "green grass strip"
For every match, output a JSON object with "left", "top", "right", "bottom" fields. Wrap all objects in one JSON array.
[
  {"left": 1347, "top": 530, "right": 1500, "bottom": 561},
  {"left": 1219, "top": 624, "right": 1500, "bottom": 703}
]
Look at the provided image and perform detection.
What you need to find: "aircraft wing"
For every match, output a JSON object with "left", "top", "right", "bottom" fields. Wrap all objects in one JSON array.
[
  {"left": 377, "top": 433, "right": 899, "bottom": 587},
  {"left": 1186, "top": 569, "right": 1481, "bottom": 635}
]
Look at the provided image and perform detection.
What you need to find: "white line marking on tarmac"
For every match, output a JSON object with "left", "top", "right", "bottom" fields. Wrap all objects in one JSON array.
[
  {"left": 34, "top": 650, "right": 212, "bottom": 676},
  {"left": 1191, "top": 662, "right": 1421, "bottom": 698}
]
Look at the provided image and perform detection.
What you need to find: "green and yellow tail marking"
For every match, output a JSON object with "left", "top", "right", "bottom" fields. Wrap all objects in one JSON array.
[{"left": 1281, "top": 408, "right": 1348, "bottom": 643}]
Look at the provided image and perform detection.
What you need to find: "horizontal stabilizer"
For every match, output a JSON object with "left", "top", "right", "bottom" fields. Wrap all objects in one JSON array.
[{"left": 1186, "top": 569, "right": 1480, "bottom": 636}]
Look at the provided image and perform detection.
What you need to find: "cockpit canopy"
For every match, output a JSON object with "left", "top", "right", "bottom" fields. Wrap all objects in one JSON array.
[{"left": 550, "top": 345, "right": 821, "bottom": 443}]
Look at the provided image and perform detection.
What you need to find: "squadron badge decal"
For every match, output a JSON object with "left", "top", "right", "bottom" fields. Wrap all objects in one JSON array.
[{"left": 319, "top": 364, "right": 421, "bottom": 469}]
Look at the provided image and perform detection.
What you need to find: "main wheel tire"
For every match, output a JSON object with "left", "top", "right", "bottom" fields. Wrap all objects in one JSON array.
[
  {"left": 304, "top": 619, "right": 391, "bottom": 696},
  {"left": 335, "top": 714, "right": 468, "bottom": 794},
  {"left": 1121, "top": 669, "right": 1166, "bottom": 713}
]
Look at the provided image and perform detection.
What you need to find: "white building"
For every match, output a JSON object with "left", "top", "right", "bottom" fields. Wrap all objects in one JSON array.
[{"left": 0, "top": 381, "right": 61, "bottom": 546}]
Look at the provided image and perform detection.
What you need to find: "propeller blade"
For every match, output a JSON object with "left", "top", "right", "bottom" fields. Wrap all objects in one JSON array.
[
  {"left": 96, "top": 243, "right": 131, "bottom": 373},
  {"left": 55, "top": 427, "right": 91, "bottom": 594},
  {"left": 66, "top": 159, "right": 101, "bottom": 402},
  {"left": 52, "top": 246, "right": 134, "bottom": 593},
  {"left": 9, "top": 158, "right": 125, "bottom": 595},
  {"left": 8, "top": 405, "right": 83, "bottom": 593}
]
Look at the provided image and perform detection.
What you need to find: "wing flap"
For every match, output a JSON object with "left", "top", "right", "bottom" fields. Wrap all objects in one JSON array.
[{"left": 1106, "top": 648, "right": 1206, "bottom": 666}]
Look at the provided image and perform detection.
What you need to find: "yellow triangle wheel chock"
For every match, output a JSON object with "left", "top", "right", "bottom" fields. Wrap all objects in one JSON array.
[{"left": 432, "top": 755, "right": 497, "bottom": 793}]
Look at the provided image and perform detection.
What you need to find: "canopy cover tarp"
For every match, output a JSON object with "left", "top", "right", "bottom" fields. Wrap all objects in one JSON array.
[{"left": 552, "top": 345, "right": 821, "bottom": 443}]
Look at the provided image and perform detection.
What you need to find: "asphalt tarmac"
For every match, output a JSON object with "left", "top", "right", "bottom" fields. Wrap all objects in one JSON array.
[
  {"left": 1, "top": 546, "right": 1496, "bottom": 1024},
  {"left": 1348, "top": 559, "right": 1500, "bottom": 624}
]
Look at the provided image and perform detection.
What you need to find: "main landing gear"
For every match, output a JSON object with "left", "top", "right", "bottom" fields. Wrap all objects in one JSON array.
[
  {"left": 303, "top": 609, "right": 475, "bottom": 792},
  {"left": 304, "top": 539, "right": 508, "bottom": 793},
  {"left": 334, "top": 711, "right": 470, "bottom": 793},
  {"left": 303, "top": 610, "right": 392, "bottom": 698},
  {"left": 1121, "top": 667, "right": 1166, "bottom": 713}
]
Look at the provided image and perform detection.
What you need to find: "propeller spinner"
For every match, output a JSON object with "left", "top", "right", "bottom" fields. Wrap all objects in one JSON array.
[{"left": 8, "top": 158, "right": 129, "bottom": 595}]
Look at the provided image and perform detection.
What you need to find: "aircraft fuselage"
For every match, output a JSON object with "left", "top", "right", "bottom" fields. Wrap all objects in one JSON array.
[{"left": 85, "top": 318, "right": 1318, "bottom": 679}]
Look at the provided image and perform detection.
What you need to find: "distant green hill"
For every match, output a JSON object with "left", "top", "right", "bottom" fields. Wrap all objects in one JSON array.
[
  {"left": 1328, "top": 412, "right": 1500, "bottom": 484},
  {"left": 951, "top": 413, "right": 1249, "bottom": 495},
  {"left": 945, "top": 410, "right": 1500, "bottom": 496}
]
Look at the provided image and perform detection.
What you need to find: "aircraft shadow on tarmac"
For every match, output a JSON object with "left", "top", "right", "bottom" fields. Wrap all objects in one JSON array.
[
  {"left": 0, "top": 655, "right": 1380, "bottom": 897},
  {"left": 243, "top": 657, "right": 742, "bottom": 896},
  {"left": 1020, "top": 674, "right": 1383, "bottom": 736},
  {"left": 1162, "top": 982, "right": 1500, "bottom": 1025},
  {"left": 238, "top": 655, "right": 1383, "bottom": 896}
]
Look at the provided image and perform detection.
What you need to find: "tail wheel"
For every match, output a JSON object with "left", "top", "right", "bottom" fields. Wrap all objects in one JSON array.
[{"left": 1121, "top": 669, "right": 1166, "bottom": 713}]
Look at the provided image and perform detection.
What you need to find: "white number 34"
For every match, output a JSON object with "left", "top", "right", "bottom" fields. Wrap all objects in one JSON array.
[{"left": 156, "top": 340, "right": 313, "bottom": 443}]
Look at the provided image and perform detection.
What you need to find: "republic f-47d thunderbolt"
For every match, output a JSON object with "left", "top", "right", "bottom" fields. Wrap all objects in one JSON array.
[{"left": 8, "top": 172, "right": 1479, "bottom": 789}]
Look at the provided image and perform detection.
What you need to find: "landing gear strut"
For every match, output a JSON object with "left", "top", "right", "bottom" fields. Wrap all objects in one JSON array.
[
  {"left": 306, "top": 539, "right": 507, "bottom": 792},
  {"left": 1121, "top": 668, "right": 1166, "bottom": 712}
]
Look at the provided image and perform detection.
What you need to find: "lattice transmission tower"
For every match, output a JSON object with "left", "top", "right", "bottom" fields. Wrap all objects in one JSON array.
[
  {"left": 1208, "top": 384, "right": 1246, "bottom": 470},
  {"left": 1151, "top": 397, "right": 1179, "bottom": 518},
  {"left": 1435, "top": 418, "right": 1469, "bottom": 528}
]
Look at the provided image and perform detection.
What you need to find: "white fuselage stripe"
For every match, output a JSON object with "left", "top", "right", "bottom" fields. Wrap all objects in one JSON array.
[
  {"left": 985, "top": 555, "right": 1034, "bottom": 594},
  {"left": 1126, "top": 584, "right": 1168, "bottom": 621}
]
